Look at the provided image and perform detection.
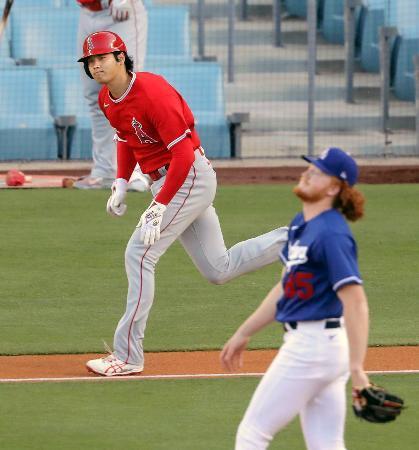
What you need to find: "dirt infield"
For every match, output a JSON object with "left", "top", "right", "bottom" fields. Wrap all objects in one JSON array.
[
  {"left": 1, "top": 164, "right": 419, "bottom": 188},
  {"left": 214, "top": 166, "right": 419, "bottom": 184},
  {"left": 0, "top": 346, "right": 417, "bottom": 381}
]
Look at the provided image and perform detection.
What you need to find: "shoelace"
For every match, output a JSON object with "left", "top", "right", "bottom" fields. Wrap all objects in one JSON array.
[{"left": 102, "top": 341, "right": 118, "bottom": 362}]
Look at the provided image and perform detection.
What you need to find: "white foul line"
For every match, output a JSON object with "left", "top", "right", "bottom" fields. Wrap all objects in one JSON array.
[{"left": 0, "top": 369, "right": 418, "bottom": 384}]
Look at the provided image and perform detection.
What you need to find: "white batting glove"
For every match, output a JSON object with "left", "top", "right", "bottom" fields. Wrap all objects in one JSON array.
[
  {"left": 110, "top": 0, "right": 131, "bottom": 22},
  {"left": 106, "top": 178, "right": 128, "bottom": 217},
  {"left": 137, "top": 201, "right": 167, "bottom": 245}
]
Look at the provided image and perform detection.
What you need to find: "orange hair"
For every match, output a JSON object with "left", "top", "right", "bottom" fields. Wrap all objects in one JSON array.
[{"left": 333, "top": 182, "right": 365, "bottom": 222}]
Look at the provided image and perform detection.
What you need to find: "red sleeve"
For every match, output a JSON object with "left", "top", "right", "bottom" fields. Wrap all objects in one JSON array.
[
  {"left": 116, "top": 139, "right": 137, "bottom": 181},
  {"left": 154, "top": 137, "right": 195, "bottom": 205}
]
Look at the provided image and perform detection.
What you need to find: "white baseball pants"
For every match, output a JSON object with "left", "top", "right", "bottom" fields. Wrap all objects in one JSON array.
[
  {"left": 236, "top": 321, "right": 350, "bottom": 450},
  {"left": 113, "top": 150, "right": 288, "bottom": 366},
  {"left": 78, "top": 0, "right": 148, "bottom": 178}
]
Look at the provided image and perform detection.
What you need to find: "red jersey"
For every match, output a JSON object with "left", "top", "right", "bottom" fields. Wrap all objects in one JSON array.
[{"left": 98, "top": 72, "right": 201, "bottom": 204}]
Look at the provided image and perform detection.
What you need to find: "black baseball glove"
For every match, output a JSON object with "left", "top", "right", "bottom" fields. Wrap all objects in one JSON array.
[{"left": 352, "top": 384, "right": 405, "bottom": 423}]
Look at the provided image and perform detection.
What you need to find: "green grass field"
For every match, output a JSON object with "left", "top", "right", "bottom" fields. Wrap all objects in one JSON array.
[
  {"left": 0, "top": 374, "right": 416, "bottom": 449},
  {"left": 1, "top": 184, "right": 418, "bottom": 355},
  {"left": 0, "top": 184, "right": 417, "bottom": 450}
]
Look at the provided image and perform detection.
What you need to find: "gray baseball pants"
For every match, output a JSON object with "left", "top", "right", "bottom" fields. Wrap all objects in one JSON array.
[{"left": 113, "top": 150, "right": 288, "bottom": 366}]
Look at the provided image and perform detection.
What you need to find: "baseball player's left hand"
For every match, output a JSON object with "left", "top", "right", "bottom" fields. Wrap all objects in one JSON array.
[
  {"left": 137, "top": 201, "right": 167, "bottom": 245},
  {"left": 352, "top": 384, "right": 405, "bottom": 423},
  {"left": 110, "top": 0, "right": 132, "bottom": 22},
  {"left": 106, "top": 178, "right": 128, "bottom": 217},
  {"left": 220, "top": 332, "right": 250, "bottom": 372}
]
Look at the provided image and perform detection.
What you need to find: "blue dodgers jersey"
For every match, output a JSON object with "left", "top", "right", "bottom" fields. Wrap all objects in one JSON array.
[{"left": 276, "top": 209, "right": 362, "bottom": 322}]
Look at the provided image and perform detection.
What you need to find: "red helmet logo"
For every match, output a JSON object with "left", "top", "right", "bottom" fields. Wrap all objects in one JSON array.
[{"left": 78, "top": 31, "right": 127, "bottom": 62}]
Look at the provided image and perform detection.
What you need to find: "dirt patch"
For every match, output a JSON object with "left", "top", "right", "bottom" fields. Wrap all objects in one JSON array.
[
  {"left": 0, "top": 346, "right": 417, "bottom": 380},
  {"left": 1, "top": 165, "right": 419, "bottom": 188},
  {"left": 214, "top": 166, "right": 419, "bottom": 184}
]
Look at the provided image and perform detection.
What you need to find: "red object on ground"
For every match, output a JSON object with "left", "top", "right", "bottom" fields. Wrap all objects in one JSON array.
[{"left": 6, "top": 169, "right": 26, "bottom": 186}]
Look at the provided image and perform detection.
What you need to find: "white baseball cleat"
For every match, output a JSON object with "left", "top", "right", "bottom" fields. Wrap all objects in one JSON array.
[{"left": 86, "top": 354, "right": 143, "bottom": 377}]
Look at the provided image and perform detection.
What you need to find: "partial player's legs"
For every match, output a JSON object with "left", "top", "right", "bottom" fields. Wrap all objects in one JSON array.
[
  {"left": 112, "top": 152, "right": 217, "bottom": 367},
  {"left": 178, "top": 208, "right": 287, "bottom": 285},
  {"left": 111, "top": 0, "right": 148, "bottom": 71},
  {"left": 300, "top": 374, "right": 348, "bottom": 450},
  {"left": 235, "top": 353, "right": 323, "bottom": 449},
  {"left": 235, "top": 326, "right": 349, "bottom": 449}
]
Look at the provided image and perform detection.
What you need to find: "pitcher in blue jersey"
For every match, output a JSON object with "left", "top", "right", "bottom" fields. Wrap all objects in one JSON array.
[{"left": 221, "top": 147, "right": 370, "bottom": 450}]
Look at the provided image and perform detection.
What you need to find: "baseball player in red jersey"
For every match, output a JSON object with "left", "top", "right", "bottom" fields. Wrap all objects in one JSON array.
[
  {"left": 78, "top": 31, "right": 288, "bottom": 376},
  {"left": 75, "top": 0, "right": 149, "bottom": 191}
]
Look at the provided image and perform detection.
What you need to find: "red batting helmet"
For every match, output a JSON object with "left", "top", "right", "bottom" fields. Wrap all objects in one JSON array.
[
  {"left": 6, "top": 169, "right": 26, "bottom": 187},
  {"left": 78, "top": 31, "right": 127, "bottom": 78},
  {"left": 78, "top": 31, "right": 127, "bottom": 62}
]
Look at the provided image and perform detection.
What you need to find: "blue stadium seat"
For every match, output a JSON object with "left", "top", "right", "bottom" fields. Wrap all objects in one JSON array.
[
  {"left": 359, "top": 1, "right": 386, "bottom": 72},
  {"left": 284, "top": 0, "right": 307, "bottom": 18},
  {"left": 393, "top": 37, "right": 419, "bottom": 101},
  {"left": 283, "top": 0, "right": 326, "bottom": 25},
  {"left": 11, "top": 5, "right": 191, "bottom": 66},
  {"left": 49, "top": 67, "right": 92, "bottom": 159},
  {"left": 0, "top": 68, "right": 56, "bottom": 160},
  {"left": 322, "top": 0, "right": 363, "bottom": 45},
  {"left": 145, "top": 62, "right": 230, "bottom": 158},
  {"left": 146, "top": 6, "right": 192, "bottom": 63},
  {"left": 13, "top": 0, "right": 64, "bottom": 7},
  {"left": 322, "top": 0, "right": 344, "bottom": 44},
  {"left": 0, "top": 43, "right": 14, "bottom": 67},
  {"left": 392, "top": 0, "right": 418, "bottom": 101},
  {"left": 10, "top": 8, "right": 79, "bottom": 66},
  {"left": 0, "top": 26, "right": 14, "bottom": 67}
]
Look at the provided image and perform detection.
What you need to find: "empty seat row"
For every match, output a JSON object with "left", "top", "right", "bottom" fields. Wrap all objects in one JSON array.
[
  {"left": 0, "top": 63, "right": 231, "bottom": 161},
  {"left": 284, "top": 0, "right": 418, "bottom": 102},
  {"left": 0, "top": 4, "right": 191, "bottom": 67}
]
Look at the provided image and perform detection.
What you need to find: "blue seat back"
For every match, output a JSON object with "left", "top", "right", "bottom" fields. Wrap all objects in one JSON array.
[
  {"left": 145, "top": 63, "right": 225, "bottom": 115},
  {"left": 392, "top": 0, "right": 418, "bottom": 38},
  {"left": 11, "top": 8, "right": 79, "bottom": 65},
  {"left": 358, "top": 2, "right": 385, "bottom": 72},
  {"left": 0, "top": 35, "right": 10, "bottom": 58},
  {"left": 0, "top": 68, "right": 51, "bottom": 115},
  {"left": 13, "top": 0, "right": 64, "bottom": 7},
  {"left": 393, "top": 37, "right": 419, "bottom": 101},
  {"left": 362, "top": 0, "right": 385, "bottom": 9},
  {"left": 49, "top": 67, "right": 89, "bottom": 117},
  {"left": 284, "top": 0, "right": 307, "bottom": 18},
  {"left": 147, "top": 6, "right": 191, "bottom": 59},
  {"left": 322, "top": 0, "right": 344, "bottom": 44}
]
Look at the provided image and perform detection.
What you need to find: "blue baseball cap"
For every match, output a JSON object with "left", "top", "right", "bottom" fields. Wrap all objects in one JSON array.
[{"left": 302, "top": 147, "right": 358, "bottom": 186}]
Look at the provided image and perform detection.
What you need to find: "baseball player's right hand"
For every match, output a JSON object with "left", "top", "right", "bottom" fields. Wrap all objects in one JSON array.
[
  {"left": 137, "top": 201, "right": 167, "bottom": 245},
  {"left": 106, "top": 178, "right": 128, "bottom": 217},
  {"left": 110, "top": 0, "right": 132, "bottom": 22},
  {"left": 220, "top": 332, "right": 250, "bottom": 372}
]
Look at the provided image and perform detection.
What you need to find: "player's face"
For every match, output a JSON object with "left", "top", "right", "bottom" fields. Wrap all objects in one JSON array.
[
  {"left": 293, "top": 165, "right": 340, "bottom": 203},
  {"left": 87, "top": 53, "right": 120, "bottom": 83}
]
